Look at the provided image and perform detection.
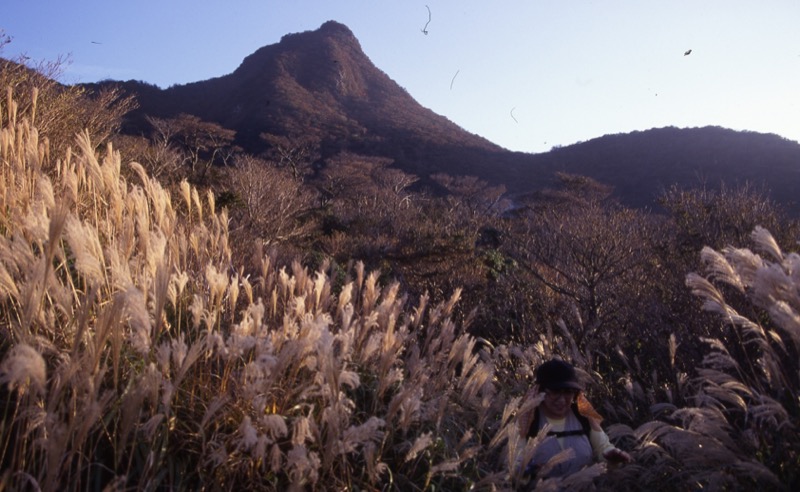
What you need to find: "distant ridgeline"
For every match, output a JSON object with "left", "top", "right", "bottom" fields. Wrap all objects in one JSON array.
[{"left": 79, "top": 21, "right": 799, "bottom": 215}]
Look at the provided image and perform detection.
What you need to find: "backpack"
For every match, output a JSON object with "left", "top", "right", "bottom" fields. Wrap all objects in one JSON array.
[{"left": 526, "top": 402, "right": 591, "bottom": 439}]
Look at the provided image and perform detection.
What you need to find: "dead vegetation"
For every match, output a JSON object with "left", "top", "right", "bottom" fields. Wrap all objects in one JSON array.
[{"left": 1, "top": 77, "right": 798, "bottom": 491}]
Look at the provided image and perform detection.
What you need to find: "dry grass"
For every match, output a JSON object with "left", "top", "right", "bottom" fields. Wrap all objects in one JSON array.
[
  {"left": 2, "top": 90, "right": 798, "bottom": 491},
  {"left": 0, "top": 92, "right": 534, "bottom": 490}
]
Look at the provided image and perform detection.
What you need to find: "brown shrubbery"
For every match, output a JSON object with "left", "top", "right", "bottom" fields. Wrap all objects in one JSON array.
[{"left": 1, "top": 80, "right": 798, "bottom": 491}]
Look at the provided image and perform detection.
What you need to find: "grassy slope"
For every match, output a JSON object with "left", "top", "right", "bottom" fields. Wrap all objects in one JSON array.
[{"left": 0, "top": 100, "right": 797, "bottom": 490}]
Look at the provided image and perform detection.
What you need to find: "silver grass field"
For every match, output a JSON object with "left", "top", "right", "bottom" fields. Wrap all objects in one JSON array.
[{"left": 1, "top": 90, "right": 798, "bottom": 490}]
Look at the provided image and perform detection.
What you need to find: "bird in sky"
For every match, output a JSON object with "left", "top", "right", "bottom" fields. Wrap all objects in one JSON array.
[
  {"left": 684, "top": 49, "right": 692, "bottom": 56},
  {"left": 421, "top": 5, "right": 431, "bottom": 35}
]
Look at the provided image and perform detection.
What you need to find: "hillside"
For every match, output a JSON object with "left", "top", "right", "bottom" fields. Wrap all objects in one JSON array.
[
  {"left": 4, "top": 102, "right": 798, "bottom": 489},
  {"left": 523, "top": 126, "right": 800, "bottom": 213},
  {"left": 101, "top": 21, "right": 506, "bottom": 178},
  {"left": 90, "top": 21, "right": 800, "bottom": 215}
]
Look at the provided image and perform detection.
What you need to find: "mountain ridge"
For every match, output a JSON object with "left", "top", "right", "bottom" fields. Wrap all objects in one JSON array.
[
  {"left": 526, "top": 125, "right": 800, "bottom": 211},
  {"left": 85, "top": 20, "right": 799, "bottom": 214},
  {"left": 113, "top": 21, "right": 499, "bottom": 151}
]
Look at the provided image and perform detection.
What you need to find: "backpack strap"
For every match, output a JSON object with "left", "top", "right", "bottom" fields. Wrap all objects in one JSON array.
[
  {"left": 526, "top": 404, "right": 591, "bottom": 439},
  {"left": 546, "top": 429, "right": 587, "bottom": 438},
  {"left": 526, "top": 408, "right": 541, "bottom": 439}
]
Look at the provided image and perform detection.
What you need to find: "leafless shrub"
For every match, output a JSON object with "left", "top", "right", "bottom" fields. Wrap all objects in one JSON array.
[{"left": 224, "top": 154, "right": 318, "bottom": 246}]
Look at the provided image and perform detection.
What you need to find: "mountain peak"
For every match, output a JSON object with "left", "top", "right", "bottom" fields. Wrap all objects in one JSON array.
[
  {"left": 318, "top": 20, "right": 356, "bottom": 37},
  {"left": 228, "top": 20, "right": 375, "bottom": 107},
  {"left": 108, "top": 20, "right": 505, "bottom": 186},
  {"left": 212, "top": 21, "right": 497, "bottom": 149},
  {"left": 277, "top": 20, "right": 360, "bottom": 51}
]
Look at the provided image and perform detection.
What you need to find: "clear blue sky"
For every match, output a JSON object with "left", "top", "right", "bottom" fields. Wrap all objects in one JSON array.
[{"left": 3, "top": 0, "right": 799, "bottom": 154}]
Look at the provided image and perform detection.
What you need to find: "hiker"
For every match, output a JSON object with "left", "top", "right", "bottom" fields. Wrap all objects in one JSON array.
[{"left": 519, "top": 358, "right": 632, "bottom": 479}]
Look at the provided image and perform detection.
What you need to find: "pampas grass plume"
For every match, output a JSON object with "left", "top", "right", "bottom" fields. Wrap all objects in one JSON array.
[
  {"left": 751, "top": 226, "right": 783, "bottom": 261},
  {"left": 0, "top": 260, "right": 19, "bottom": 300},
  {"left": 64, "top": 214, "right": 106, "bottom": 286},
  {"left": 191, "top": 187, "right": 203, "bottom": 222},
  {"left": 179, "top": 179, "right": 191, "bottom": 216},
  {"left": 0, "top": 343, "right": 47, "bottom": 394},
  {"left": 124, "top": 286, "right": 152, "bottom": 354},
  {"left": 238, "top": 416, "right": 259, "bottom": 451},
  {"left": 405, "top": 431, "right": 434, "bottom": 462},
  {"left": 261, "top": 413, "right": 289, "bottom": 440}
]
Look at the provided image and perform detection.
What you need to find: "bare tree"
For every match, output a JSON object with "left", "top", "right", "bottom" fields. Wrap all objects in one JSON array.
[
  {"left": 431, "top": 173, "right": 508, "bottom": 218},
  {"left": 659, "top": 182, "right": 793, "bottom": 255},
  {"left": 139, "top": 114, "right": 237, "bottom": 181},
  {"left": 225, "top": 155, "right": 318, "bottom": 244},
  {"left": 260, "top": 132, "right": 321, "bottom": 180},
  {"left": 115, "top": 132, "right": 184, "bottom": 183},
  {"left": 428, "top": 173, "right": 509, "bottom": 250},
  {"left": 505, "top": 186, "right": 655, "bottom": 354},
  {"left": 319, "top": 152, "right": 417, "bottom": 218}
]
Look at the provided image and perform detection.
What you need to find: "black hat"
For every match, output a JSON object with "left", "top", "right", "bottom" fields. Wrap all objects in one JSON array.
[{"left": 535, "top": 359, "right": 583, "bottom": 391}]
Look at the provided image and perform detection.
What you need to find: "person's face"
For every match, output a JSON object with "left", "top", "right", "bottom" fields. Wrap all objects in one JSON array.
[{"left": 540, "top": 388, "right": 578, "bottom": 419}]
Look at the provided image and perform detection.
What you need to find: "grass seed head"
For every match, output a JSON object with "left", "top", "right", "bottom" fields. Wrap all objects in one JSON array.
[{"left": 0, "top": 343, "right": 47, "bottom": 395}]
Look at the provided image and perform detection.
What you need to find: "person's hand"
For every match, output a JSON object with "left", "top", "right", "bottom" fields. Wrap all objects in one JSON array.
[{"left": 603, "top": 448, "right": 632, "bottom": 464}]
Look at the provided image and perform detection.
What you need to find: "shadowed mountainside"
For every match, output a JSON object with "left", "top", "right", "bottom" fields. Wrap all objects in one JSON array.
[
  {"left": 524, "top": 126, "right": 800, "bottom": 213},
  {"left": 90, "top": 21, "right": 800, "bottom": 214},
  {"left": 104, "top": 22, "right": 505, "bottom": 173}
]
